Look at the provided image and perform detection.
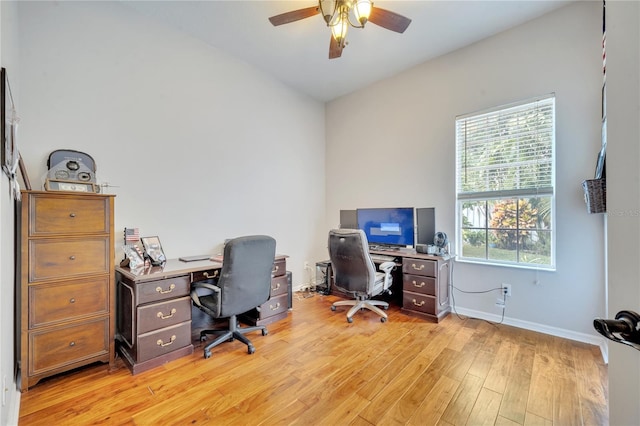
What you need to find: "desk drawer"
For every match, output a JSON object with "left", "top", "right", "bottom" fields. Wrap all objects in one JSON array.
[
  {"left": 29, "top": 238, "right": 109, "bottom": 282},
  {"left": 272, "top": 258, "right": 286, "bottom": 277},
  {"left": 270, "top": 274, "right": 288, "bottom": 297},
  {"left": 29, "top": 318, "right": 109, "bottom": 375},
  {"left": 29, "top": 195, "right": 110, "bottom": 236},
  {"left": 137, "top": 321, "right": 192, "bottom": 362},
  {"left": 402, "top": 291, "right": 436, "bottom": 316},
  {"left": 257, "top": 293, "right": 288, "bottom": 319},
  {"left": 29, "top": 277, "right": 109, "bottom": 328},
  {"left": 191, "top": 269, "right": 219, "bottom": 283},
  {"left": 137, "top": 296, "right": 191, "bottom": 334},
  {"left": 137, "top": 276, "right": 190, "bottom": 305},
  {"left": 402, "top": 274, "right": 436, "bottom": 296},
  {"left": 402, "top": 258, "right": 436, "bottom": 277}
]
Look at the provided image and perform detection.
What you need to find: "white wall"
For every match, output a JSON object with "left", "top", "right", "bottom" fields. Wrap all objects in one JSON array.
[
  {"left": 0, "top": 1, "right": 20, "bottom": 424},
  {"left": 606, "top": 1, "right": 640, "bottom": 423},
  {"left": 17, "top": 1, "right": 327, "bottom": 284},
  {"left": 326, "top": 1, "right": 605, "bottom": 341}
]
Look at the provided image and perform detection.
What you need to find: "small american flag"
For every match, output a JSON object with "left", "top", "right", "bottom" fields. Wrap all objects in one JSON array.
[{"left": 124, "top": 227, "right": 140, "bottom": 243}]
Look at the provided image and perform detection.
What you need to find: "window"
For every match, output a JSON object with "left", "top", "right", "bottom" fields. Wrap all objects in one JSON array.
[{"left": 455, "top": 96, "right": 555, "bottom": 269}]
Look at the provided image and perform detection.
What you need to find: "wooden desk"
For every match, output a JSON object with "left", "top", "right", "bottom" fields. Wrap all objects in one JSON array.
[
  {"left": 116, "top": 259, "right": 222, "bottom": 374},
  {"left": 354, "top": 248, "right": 451, "bottom": 322},
  {"left": 115, "top": 255, "right": 291, "bottom": 374}
]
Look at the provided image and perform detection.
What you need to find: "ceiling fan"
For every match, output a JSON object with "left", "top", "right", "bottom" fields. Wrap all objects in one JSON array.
[{"left": 268, "top": 0, "right": 411, "bottom": 59}]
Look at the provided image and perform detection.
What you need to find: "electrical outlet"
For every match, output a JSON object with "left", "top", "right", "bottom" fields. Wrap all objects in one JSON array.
[{"left": 502, "top": 283, "right": 512, "bottom": 297}]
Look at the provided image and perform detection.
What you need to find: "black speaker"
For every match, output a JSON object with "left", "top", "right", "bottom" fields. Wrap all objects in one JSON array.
[
  {"left": 339, "top": 210, "right": 358, "bottom": 229},
  {"left": 416, "top": 208, "right": 436, "bottom": 246}
]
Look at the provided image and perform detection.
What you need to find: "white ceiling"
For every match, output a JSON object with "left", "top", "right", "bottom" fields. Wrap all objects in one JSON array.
[{"left": 122, "top": 0, "right": 573, "bottom": 102}]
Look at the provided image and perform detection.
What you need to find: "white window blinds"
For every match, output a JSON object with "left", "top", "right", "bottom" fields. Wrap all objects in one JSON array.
[{"left": 456, "top": 96, "right": 555, "bottom": 200}]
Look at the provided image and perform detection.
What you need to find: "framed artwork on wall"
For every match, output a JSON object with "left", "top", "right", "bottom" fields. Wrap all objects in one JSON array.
[{"left": 1, "top": 67, "right": 22, "bottom": 199}]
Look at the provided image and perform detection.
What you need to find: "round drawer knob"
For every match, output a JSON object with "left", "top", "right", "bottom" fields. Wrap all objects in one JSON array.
[
  {"left": 69, "top": 341, "right": 76, "bottom": 347},
  {"left": 69, "top": 298, "right": 75, "bottom": 303},
  {"left": 69, "top": 255, "right": 76, "bottom": 260},
  {"left": 69, "top": 213, "right": 76, "bottom": 218}
]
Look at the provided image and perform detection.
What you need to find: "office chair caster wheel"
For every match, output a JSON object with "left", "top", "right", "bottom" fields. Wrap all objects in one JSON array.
[
  {"left": 262, "top": 329, "right": 268, "bottom": 336},
  {"left": 383, "top": 306, "right": 389, "bottom": 310},
  {"left": 204, "top": 350, "right": 211, "bottom": 359},
  {"left": 248, "top": 345, "right": 255, "bottom": 354},
  {"left": 347, "top": 317, "right": 353, "bottom": 323},
  {"left": 200, "top": 335, "right": 207, "bottom": 342},
  {"left": 380, "top": 317, "right": 387, "bottom": 323},
  {"left": 331, "top": 306, "right": 337, "bottom": 311}
]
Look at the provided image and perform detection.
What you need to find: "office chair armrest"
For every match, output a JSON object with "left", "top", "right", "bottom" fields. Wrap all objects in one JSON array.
[
  {"left": 379, "top": 261, "right": 395, "bottom": 274},
  {"left": 190, "top": 282, "right": 221, "bottom": 309}
]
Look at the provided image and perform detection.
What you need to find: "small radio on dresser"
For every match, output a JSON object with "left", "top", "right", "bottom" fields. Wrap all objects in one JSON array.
[{"left": 44, "top": 149, "right": 99, "bottom": 193}]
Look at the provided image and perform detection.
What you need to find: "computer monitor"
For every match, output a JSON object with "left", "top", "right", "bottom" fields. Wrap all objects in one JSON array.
[{"left": 356, "top": 207, "right": 415, "bottom": 248}]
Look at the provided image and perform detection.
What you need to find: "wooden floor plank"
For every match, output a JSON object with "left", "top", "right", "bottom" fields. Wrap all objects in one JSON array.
[
  {"left": 17, "top": 294, "right": 607, "bottom": 425},
  {"left": 466, "top": 387, "right": 502, "bottom": 426}
]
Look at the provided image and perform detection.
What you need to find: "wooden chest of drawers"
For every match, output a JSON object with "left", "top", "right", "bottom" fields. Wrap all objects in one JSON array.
[
  {"left": 401, "top": 256, "right": 450, "bottom": 322},
  {"left": 241, "top": 256, "right": 291, "bottom": 326},
  {"left": 18, "top": 191, "right": 115, "bottom": 391}
]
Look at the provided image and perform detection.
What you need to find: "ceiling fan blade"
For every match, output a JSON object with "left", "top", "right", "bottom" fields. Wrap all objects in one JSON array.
[
  {"left": 368, "top": 7, "right": 411, "bottom": 33},
  {"left": 268, "top": 6, "right": 320, "bottom": 26},
  {"left": 329, "top": 35, "right": 343, "bottom": 59}
]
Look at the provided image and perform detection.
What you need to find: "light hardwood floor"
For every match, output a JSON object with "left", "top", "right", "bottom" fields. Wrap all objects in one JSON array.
[{"left": 19, "top": 292, "right": 608, "bottom": 425}]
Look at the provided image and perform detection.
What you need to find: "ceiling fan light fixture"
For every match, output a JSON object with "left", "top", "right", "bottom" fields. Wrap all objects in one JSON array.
[
  {"left": 319, "top": 0, "right": 337, "bottom": 24},
  {"left": 353, "top": 0, "right": 372, "bottom": 26},
  {"left": 330, "top": 12, "right": 349, "bottom": 46}
]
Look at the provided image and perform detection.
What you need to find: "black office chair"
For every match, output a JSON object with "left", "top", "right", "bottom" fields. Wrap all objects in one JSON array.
[
  {"left": 190, "top": 235, "right": 276, "bottom": 358},
  {"left": 328, "top": 229, "right": 395, "bottom": 323}
]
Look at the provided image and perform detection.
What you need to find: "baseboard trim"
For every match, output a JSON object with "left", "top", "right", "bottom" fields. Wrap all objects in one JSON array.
[
  {"left": 451, "top": 306, "right": 609, "bottom": 364},
  {"left": 7, "top": 385, "right": 20, "bottom": 426}
]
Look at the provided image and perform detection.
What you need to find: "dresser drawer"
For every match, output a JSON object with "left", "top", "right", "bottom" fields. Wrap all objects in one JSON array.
[
  {"left": 402, "top": 274, "right": 436, "bottom": 296},
  {"left": 29, "top": 237, "right": 109, "bottom": 282},
  {"left": 137, "top": 296, "right": 191, "bottom": 334},
  {"left": 256, "top": 293, "right": 288, "bottom": 319},
  {"left": 136, "top": 321, "right": 192, "bottom": 362},
  {"left": 402, "top": 258, "right": 436, "bottom": 277},
  {"left": 29, "top": 318, "right": 109, "bottom": 375},
  {"left": 272, "top": 258, "right": 286, "bottom": 277},
  {"left": 29, "top": 277, "right": 109, "bottom": 328},
  {"left": 402, "top": 292, "right": 436, "bottom": 316},
  {"left": 137, "top": 275, "right": 191, "bottom": 305},
  {"left": 270, "top": 274, "right": 288, "bottom": 297},
  {"left": 29, "top": 194, "right": 110, "bottom": 236}
]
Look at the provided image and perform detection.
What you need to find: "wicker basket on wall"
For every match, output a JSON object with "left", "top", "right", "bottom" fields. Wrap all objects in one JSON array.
[{"left": 582, "top": 178, "right": 606, "bottom": 214}]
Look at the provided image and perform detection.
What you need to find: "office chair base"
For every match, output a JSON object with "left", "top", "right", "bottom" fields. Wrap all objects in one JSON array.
[
  {"left": 331, "top": 299, "right": 389, "bottom": 323},
  {"left": 199, "top": 315, "right": 267, "bottom": 358}
]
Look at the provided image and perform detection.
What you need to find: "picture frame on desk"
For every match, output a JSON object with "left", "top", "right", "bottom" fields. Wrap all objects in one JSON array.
[{"left": 141, "top": 236, "right": 166, "bottom": 266}]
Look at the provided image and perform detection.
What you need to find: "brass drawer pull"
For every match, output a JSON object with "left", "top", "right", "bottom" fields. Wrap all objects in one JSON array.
[
  {"left": 411, "top": 264, "right": 425, "bottom": 271},
  {"left": 272, "top": 282, "right": 281, "bottom": 291},
  {"left": 156, "top": 284, "right": 176, "bottom": 294},
  {"left": 412, "top": 299, "right": 425, "bottom": 307},
  {"left": 69, "top": 255, "right": 76, "bottom": 261},
  {"left": 273, "top": 265, "right": 279, "bottom": 274},
  {"left": 157, "top": 335, "right": 176, "bottom": 347},
  {"left": 270, "top": 302, "right": 281, "bottom": 311},
  {"left": 203, "top": 271, "right": 218, "bottom": 279},
  {"left": 412, "top": 280, "right": 425, "bottom": 288},
  {"left": 157, "top": 308, "right": 177, "bottom": 320}
]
